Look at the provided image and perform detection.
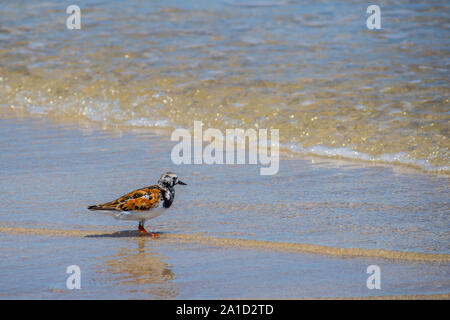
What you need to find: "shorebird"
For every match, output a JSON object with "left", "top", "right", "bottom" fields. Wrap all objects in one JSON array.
[{"left": 87, "top": 172, "right": 186, "bottom": 237}]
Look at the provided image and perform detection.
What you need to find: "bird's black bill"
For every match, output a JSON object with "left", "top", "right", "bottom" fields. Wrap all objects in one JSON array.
[{"left": 177, "top": 180, "right": 187, "bottom": 185}]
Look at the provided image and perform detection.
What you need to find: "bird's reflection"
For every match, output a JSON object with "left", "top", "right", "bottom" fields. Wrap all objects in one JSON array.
[{"left": 96, "top": 235, "right": 177, "bottom": 298}]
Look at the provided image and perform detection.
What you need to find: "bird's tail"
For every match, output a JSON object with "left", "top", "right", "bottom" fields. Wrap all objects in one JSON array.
[{"left": 87, "top": 204, "right": 116, "bottom": 211}]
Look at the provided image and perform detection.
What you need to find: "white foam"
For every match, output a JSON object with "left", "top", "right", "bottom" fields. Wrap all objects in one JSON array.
[
  {"left": 285, "top": 143, "right": 449, "bottom": 173},
  {"left": 125, "top": 117, "right": 170, "bottom": 128}
]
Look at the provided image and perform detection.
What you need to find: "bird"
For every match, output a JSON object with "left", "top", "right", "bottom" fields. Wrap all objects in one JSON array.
[{"left": 87, "top": 172, "right": 186, "bottom": 237}]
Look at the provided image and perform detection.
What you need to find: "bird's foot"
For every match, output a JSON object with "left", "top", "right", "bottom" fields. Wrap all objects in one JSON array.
[
  {"left": 139, "top": 231, "right": 160, "bottom": 238},
  {"left": 138, "top": 225, "right": 160, "bottom": 238}
]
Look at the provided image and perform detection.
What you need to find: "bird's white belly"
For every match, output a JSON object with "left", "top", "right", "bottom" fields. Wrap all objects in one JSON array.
[{"left": 112, "top": 207, "right": 168, "bottom": 222}]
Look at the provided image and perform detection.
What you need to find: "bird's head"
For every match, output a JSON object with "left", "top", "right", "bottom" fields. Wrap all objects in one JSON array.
[{"left": 158, "top": 172, "right": 187, "bottom": 188}]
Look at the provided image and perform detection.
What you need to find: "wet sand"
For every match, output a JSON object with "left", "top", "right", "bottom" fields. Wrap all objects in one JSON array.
[
  {"left": 1, "top": 226, "right": 449, "bottom": 262},
  {"left": 0, "top": 118, "right": 449, "bottom": 299}
]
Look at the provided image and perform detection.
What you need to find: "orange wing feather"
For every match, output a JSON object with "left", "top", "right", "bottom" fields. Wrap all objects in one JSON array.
[{"left": 88, "top": 186, "right": 162, "bottom": 211}]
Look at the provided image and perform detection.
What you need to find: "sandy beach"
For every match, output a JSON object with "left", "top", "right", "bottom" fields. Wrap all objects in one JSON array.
[{"left": 0, "top": 117, "right": 448, "bottom": 299}]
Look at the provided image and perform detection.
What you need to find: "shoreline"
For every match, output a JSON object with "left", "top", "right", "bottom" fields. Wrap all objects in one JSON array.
[{"left": 2, "top": 114, "right": 448, "bottom": 177}]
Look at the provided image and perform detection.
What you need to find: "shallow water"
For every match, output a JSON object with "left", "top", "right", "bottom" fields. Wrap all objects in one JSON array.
[
  {"left": 0, "top": 0, "right": 449, "bottom": 171},
  {"left": 0, "top": 118, "right": 448, "bottom": 298}
]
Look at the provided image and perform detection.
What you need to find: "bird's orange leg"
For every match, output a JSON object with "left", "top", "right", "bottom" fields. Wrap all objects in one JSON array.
[{"left": 138, "top": 222, "right": 159, "bottom": 238}]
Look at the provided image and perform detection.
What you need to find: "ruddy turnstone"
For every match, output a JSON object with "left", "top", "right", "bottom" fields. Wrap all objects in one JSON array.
[{"left": 88, "top": 172, "right": 186, "bottom": 237}]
